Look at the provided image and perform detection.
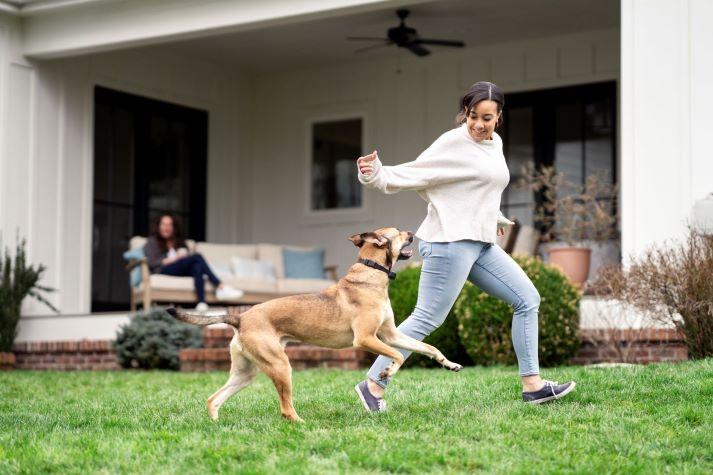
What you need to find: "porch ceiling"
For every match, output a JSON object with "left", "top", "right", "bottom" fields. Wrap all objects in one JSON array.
[{"left": 151, "top": 0, "right": 619, "bottom": 74}]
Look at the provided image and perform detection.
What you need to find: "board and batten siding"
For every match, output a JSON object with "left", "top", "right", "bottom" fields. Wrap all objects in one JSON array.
[
  {"left": 245, "top": 28, "right": 620, "bottom": 278},
  {"left": 0, "top": 32, "right": 253, "bottom": 315}
]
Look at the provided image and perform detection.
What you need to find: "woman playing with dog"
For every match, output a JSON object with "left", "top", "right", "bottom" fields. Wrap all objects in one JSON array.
[
  {"left": 144, "top": 214, "right": 243, "bottom": 312},
  {"left": 354, "top": 81, "right": 575, "bottom": 410}
]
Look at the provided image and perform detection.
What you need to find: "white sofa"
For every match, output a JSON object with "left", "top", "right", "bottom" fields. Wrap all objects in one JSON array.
[{"left": 126, "top": 237, "right": 337, "bottom": 310}]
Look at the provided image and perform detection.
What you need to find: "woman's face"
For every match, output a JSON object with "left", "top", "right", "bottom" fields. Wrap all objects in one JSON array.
[
  {"left": 158, "top": 216, "right": 174, "bottom": 240},
  {"left": 465, "top": 100, "right": 501, "bottom": 142}
]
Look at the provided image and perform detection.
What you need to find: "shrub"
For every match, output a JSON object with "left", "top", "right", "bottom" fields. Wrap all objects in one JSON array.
[
  {"left": 114, "top": 309, "right": 203, "bottom": 370},
  {"left": 590, "top": 226, "right": 713, "bottom": 359},
  {"left": 0, "top": 238, "right": 58, "bottom": 352},
  {"left": 455, "top": 254, "right": 581, "bottom": 367},
  {"left": 389, "top": 265, "right": 473, "bottom": 368}
]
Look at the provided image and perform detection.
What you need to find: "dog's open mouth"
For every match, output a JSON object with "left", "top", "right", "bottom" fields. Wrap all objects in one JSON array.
[{"left": 398, "top": 243, "right": 413, "bottom": 260}]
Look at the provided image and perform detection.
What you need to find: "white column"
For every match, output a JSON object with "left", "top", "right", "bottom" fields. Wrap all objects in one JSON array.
[{"left": 620, "top": 0, "right": 713, "bottom": 264}]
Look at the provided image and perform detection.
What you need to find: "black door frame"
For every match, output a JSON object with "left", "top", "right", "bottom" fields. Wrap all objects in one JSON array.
[
  {"left": 501, "top": 81, "right": 618, "bottom": 234},
  {"left": 92, "top": 86, "right": 208, "bottom": 311}
]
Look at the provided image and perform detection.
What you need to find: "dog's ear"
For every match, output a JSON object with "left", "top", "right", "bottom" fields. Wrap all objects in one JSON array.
[
  {"left": 348, "top": 234, "right": 365, "bottom": 247},
  {"left": 348, "top": 232, "right": 388, "bottom": 248}
]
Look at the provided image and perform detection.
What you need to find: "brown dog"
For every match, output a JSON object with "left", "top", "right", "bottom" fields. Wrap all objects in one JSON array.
[{"left": 167, "top": 227, "right": 462, "bottom": 422}]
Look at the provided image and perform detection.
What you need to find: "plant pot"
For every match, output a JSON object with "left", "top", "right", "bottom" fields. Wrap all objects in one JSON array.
[
  {"left": 0, "top": 352, "right": 16, "bottom": 370},
  {"left": 547, "top": 246, "right": 592, "bottom": 287}
]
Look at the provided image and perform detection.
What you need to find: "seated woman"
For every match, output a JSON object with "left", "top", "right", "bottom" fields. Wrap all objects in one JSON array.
[{"left": 144, "top": 213, "right": 243, "bottom": 312}]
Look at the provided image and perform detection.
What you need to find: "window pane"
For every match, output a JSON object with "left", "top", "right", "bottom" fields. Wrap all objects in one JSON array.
[
  {"left": 311, "top": 119, "right": 362, "bottom": 210},
  {"left": 585, "top": 98, "right": 614, "bottom": 181},
  {"left": 555, "top": 102, "right": 583, "bottom": 198},
  {"left": 503, "top": 107, "right": 535, "bottom": 226},
  {"left": 147, "top": 116, "right": 191, "bottom": 213}
]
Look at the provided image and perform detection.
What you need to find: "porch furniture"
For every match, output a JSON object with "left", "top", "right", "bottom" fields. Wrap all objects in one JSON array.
[
  {"left": 125, "top": 237, "right": 337, "bottom": 311},
  {"left": 495, "top": 220, "right": 541, "bottom": 257}
]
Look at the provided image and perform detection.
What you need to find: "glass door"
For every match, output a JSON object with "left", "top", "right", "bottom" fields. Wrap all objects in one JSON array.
[
  {"left": 92, "top": 87, "right": 208, "bottom": 312},
  {"left": 500, "top": 81, "right": 617, "bottom": 235}
]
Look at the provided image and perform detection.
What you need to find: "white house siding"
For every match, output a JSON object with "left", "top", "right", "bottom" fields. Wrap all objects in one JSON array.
[
  {"left": 620, "top": 0, "right": 713, "bottom": 261},
  {"left": 245, "top": 28, "right": 620, "bottom": 278},
  {"left": 0, "top": 39, "right": 253, "bottom": 315}
]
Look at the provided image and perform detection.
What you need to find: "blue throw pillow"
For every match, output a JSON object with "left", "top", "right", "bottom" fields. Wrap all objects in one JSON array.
[
  {"left": 282, "top": 248, "right": 325, "bottom": 279},
  {"left": 123, "top": 247, "right": 145, "bottom": 287}
]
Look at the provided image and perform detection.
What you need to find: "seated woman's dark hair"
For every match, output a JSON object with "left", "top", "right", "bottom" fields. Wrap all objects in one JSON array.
[
  {"left": 151, "top": 213, "right": 186, "bottom": 253},
  {"left": 455, "top": 81, "right": 505, "bottom": 128}
]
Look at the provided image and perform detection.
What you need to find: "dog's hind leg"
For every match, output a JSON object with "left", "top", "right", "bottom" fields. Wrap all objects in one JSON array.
[
  {"left": 378, "top": 324, "right": 463, "bottom": 373},
  {"left": 206, "top": 336, "right": 258, "bottom": 421},
  {"left": 242, "top": 336, "right": 302, "bottom": 422}
]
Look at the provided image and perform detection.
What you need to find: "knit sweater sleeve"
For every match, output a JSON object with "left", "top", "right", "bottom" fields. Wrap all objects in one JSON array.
[
  {"left": 357, "top": 134, "right": 471, "bottom": 194},
  {"left": 144, "top": 236, "right": 165, "bottom": 273}
]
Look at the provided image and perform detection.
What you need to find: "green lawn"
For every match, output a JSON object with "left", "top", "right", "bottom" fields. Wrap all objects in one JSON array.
[{"left": 1, "top": 361, "right": 712, "bottom": 474}]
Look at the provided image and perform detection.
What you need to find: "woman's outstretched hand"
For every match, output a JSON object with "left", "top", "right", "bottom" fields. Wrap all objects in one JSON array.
[{"left": 357, "top": 150, "right": 378, "bottom": 176}]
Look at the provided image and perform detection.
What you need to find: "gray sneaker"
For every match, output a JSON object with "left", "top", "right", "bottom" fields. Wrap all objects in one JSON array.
[
  {"left": 522, "top": 380, "right": 576, "bottom": 404},
  {"left": 355, "top": 380, "right": 386, "bottom": 412}
]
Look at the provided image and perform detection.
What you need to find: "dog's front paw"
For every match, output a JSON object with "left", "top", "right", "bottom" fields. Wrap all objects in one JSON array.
[{"left": 447, "top": 363, "right": 463, "bottom": 372}]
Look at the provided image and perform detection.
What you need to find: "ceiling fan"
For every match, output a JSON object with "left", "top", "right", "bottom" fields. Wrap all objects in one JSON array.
[{"left": 347, "top": 9, "right": 465, "bottom": 57}]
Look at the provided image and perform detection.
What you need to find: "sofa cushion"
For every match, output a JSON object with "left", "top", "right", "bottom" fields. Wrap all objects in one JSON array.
[
  {"left": 224, "top": 277, "right": 278, "bottom": 294},
  {"left": 258, "top": 243, "right": 318, "bottom": 278},
  {"left": 231, "top": 257, "right": 276, "bottom": 282},
  {"left": 283, "top": 248, "right": 326, "bottom": 279},
  {"left": 145, "top": 274, "right": 216, "bottom": 292},
  {"left": 195, "top": 242, "right": 257, "bottom": 264},
  {"left": 277, "top": 278, "right": 334, "bottom": 295}
]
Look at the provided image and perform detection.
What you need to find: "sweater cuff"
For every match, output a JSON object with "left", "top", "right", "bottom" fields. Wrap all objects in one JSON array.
[{"left": 357, "top": 157, "right": 383, "bottom": 185}]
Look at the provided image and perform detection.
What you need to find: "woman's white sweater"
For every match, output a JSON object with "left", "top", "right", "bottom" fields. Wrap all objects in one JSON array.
[{"left": 357, "top": 122, "right": 510, "bottom": 244}]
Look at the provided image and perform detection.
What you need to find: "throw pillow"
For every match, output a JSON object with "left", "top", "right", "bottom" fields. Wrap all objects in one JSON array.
[
  {"left": 231, "top": 257, "right": 277, "bottom": 282},
  {"left": 282, "top": 248, "right": 325, "bottom": 279},
  {"left": 122, "top": 247, "right": 145, "bottom": 287}
]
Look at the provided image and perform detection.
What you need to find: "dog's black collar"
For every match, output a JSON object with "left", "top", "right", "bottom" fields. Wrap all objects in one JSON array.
[{"left": 358, "top": 258, "right": 396, "bottom": 280}]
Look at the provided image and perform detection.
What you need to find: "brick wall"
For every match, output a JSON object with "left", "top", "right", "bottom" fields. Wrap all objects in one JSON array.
[
  {"left": 180, "top": 327, "right": 374, "bottom": 372},
  {"left": 5, "top": 328, "right": 688, "bottom": 372},
  {"left": 12, "top": 340, "right": 120, "bottom": 370},
  {"left": 571, "top": 328, "right": 688, "bottom": 365}
]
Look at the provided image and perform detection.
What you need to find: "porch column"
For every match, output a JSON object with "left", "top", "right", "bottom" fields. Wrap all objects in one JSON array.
[{"left": 620, "top": 0, "right": 713, "bottom": 263}]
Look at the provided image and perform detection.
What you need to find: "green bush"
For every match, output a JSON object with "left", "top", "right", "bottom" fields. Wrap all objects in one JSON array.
[
  {"left": 114, "top": 309, "right": 203, "bottom": 370},
  {"left": 0, "top": 238, "right": 57, "bottom": 352},
  {"left": 455, "top": 254, "right": 580, "bottom": 367},
  {"left": 389, "top": 265, "right": 473, "bottom": 368}
]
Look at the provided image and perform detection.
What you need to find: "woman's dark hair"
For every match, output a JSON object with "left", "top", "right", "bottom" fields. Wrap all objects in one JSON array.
[
  {"left": 455, "top": 81, "right": 505, "bottom": 128},
  {"left": 151, "top": 213, "right": 186, "bottom": 253}
]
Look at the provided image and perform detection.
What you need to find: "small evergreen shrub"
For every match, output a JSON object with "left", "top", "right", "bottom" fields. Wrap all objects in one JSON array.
[
  {"left": 114, "top": 309, "right": 203, "bottom": 370},
  {"left": 455, "top": 254, "right": 580, "bottom": 367},
  {"left": 389, "top": 265, "right": 472, "bottom": 368},
  {"left": 0, "top": 238, "right": 58, "bottom": 352}
]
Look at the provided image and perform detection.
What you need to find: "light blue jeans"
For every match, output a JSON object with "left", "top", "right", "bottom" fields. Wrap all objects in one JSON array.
[{"left": 367, "top": 239, "right": 541, "bottom": 388}]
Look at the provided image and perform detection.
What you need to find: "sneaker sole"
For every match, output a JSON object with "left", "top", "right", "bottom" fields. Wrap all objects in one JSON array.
[
  {"left": 526, "top": 381, "right": 577, "bottom": 405},
  {"left": 354, "top": 384, "right": 381, "bottom": 413}
]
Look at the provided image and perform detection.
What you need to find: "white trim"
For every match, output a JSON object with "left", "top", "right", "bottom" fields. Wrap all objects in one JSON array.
[{"left": 301, "top": 102, "right": 374, "bottom": 226}]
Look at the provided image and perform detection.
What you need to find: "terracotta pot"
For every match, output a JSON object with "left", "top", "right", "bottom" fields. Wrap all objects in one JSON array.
[
  {"left": 0, "top": 352, "right": 16, "bottom": 370},
  {"left": 548, "top": 246, "right": 592, "bottom": 287}
]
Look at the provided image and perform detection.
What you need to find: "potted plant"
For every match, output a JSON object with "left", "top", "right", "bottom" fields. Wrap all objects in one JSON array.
[
  {"left": 519, "top": 164, "right": 619, "bottom": 287},
  {"left": 0, "top": 237, "right": 58, "bottom": 368}
]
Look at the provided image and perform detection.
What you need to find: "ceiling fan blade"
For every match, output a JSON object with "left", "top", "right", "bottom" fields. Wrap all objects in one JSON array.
[
  {"left": 354, "top": 41, "right": 393, "bottom": 54},
  {"left": 406, "top": 43, "right": 430, "bottom": 57},
  {"left": 415, "top": 39, "right": 465, "bottom": 48},
  {"left": 346, "top": 36, "right": 390, "bottom": 42}
]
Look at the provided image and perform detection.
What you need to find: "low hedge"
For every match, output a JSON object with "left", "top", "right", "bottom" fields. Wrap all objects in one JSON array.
[
  {"left": 454, "top": 254, "right": 581, "bottom": 367},
  {"left": 114, "top": 309, "right": 203, "bottom": 370}
]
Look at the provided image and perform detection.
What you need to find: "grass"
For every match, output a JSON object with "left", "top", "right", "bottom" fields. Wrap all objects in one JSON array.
[{"left": 1, "top": 360, "right": 712, "bottom": 474}]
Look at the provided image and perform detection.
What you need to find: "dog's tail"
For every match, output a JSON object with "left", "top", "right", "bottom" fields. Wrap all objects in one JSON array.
[{"left": 166, "top": 307, "right": 240, "bottom": 328}]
